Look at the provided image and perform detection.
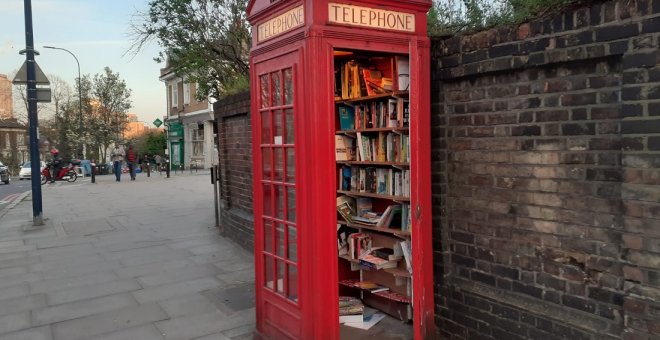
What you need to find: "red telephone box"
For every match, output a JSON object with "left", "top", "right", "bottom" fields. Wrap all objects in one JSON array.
[{"left": 248, "top": 1, "right": 434, "bottom": 339}]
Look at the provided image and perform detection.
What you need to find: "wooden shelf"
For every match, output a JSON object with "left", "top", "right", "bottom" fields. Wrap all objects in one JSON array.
[
  {"left": 337, "top": 127, "right": 408, "bottom": 134},
  {"left": 338, "top": 220, "right": 410, "bottom": 238},
  {"left": 339, "top": 279, "right": 411, "bottom": 304},
  {"left": 337, "top": 190, "right": 410, "bottom": 202},
  {"left": 337, "top": 161, "right": 409, "bottom": 168},
  {"left": 335, "top": 91, "right": 409, "bottom": 104},
  {"left": 338, "top": 255, "right": 412, "bottom": 280}
]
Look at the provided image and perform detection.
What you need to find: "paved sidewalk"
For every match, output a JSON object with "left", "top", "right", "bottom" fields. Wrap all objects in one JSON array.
[{"left": 0, "top": 171, "right": 255, "bottom": 340}]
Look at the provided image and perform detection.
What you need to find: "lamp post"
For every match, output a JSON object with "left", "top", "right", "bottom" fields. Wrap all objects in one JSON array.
[{"left": 43, "top": 45, "right": 84, "bottom": 159}]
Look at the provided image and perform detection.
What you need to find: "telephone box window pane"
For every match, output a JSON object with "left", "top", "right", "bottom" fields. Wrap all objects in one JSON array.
[
  {"left": 288, "top": 225, "right": 297, "bottom": 262},
  {"left": 274, "top": 110, "right": 282, "bottom": 144},
  {"left": 287, "top": 187, "right": 296, "bottom": 223},
  {"left": 272, "top": 71, "right": 281, "bottom": 106},
  {"left": 275, "top": 223, "right": 285, "bottom": 257},
  {"left": 261, "top": 112, "right": 271, "bottom": 143},
  {"left": 274, "top": 148, "right": 283, "bottom": 181},
  {"left": 286, "top": 148, "right": 295, "bottom": 183},
  {"left": 263, "top": 184, "right": 273, "bottom": 217},
  {"left": 275, "top": 186, "right": 284, "bottom": 219},
  {"left": 287, "top": 265, "right": 298, "bottom": 302},
  {"left": 260, "top": 75, "right": 269, "bottom": 108},
  {"left": 285, "top": 108, "right": 294, "bottom": 145},
  {"left": 264, "top": 255, "right": 274, "bottom": 289},
  {"left": 261, "top": 148, "right": 272, "bottom": 180},
  {"left": 284, "top": 68, "right": 293, "bottom": 105},
  {"left": 276, "top": 260, "right": 285, "bottom": 295},
  {"left": 264, "top": 220, "right": 273, "bottom": 253}
]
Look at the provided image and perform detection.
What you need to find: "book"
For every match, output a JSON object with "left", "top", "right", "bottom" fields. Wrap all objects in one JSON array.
[
  {"left": 339, "top": 279, "right": 390, "bottom": 293},
  {"left": 344, "top": 312, "right": 386, "bottom": 330},
  {"left": 337, "top": 224, "right": 351, "bottom": 256},
  {"left": 400, "top": 240, "right": 412, "bottom": 274},
  {"left": 339, "top": 166, "right": 352, "bottom": 191},
  {"left": 362, "top": 68, "right": 385, "bottom": 96},
  {"left": 339, "top": 296, "right": 364, "bottom": 323},
  {"left": 349, "top": 233, "right": 372, "bottom": 259},
  {"left": 356, "top": 197, "right": 372, "bottom": 217},
  {"left": 338, "top": 105, "right": 355, "bottom": 130},
  {"left": 371, "top": 247, "right": 400, "bottom": 261},
  {"left": 335, "top": 135, "right": 355, "bottom": 161},
  {"left": 359, "top": 254, "right": 398, "bottom": 270},
  {"left": 337, "top": 195, "right": 356, "bottom": 223}
]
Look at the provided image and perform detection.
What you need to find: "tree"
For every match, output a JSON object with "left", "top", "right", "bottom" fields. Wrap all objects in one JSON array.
[
  {"left": 129, "top": 0, "right": 251, "bottom": 100},
  {"left": 88, "top": 67, "right": 132, "bottom": 163},
  {"left": 135, "top": 131, "right": 167, "bottom": 158}
]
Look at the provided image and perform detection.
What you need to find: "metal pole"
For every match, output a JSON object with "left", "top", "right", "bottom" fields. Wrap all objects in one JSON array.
[
  {"left": 43, "top": 46, "right": 83, "bottom": 158},
  {"left": 23, "top": 0, "right": 43, "bottom": 225}
]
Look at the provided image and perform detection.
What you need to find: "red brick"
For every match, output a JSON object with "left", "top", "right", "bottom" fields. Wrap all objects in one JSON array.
[
  {"left": 623, "top": 234, "right": 644, "bottom": 250},
  {"left": 623, "top": 266, "right": 644, "bottom": 282}
]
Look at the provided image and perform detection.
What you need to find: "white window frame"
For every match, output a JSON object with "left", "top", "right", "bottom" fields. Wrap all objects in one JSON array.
[
  {"left": 183, "top": 83, "right": 191, "bottom": 105},
  {"left": 171, "top": 82, "right": 179, "bottom": 108}
]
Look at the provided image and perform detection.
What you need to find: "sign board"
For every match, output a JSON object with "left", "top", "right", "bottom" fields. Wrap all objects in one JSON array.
[
  {"left": 153, "top": 118, "right": 163, "bottom": 127},
  {"left": 257, "top": 5, "right": 304, "bottom": 43},
  {"left": 12, "top": 61, "right": 50, "bottom": 85},
  {"left": 168, "top": 122, "right": 184, "bottom": 138},
  {"left": 328, "top": 3, "right": 415, "bottom": 33},
  {"left": 36, "top": 88, "right": 51, "bottom": 103}
]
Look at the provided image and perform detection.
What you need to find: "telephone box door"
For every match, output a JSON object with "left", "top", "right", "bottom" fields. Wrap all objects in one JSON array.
[{"left": 252, "top": 51, "right": 303, "bottom": 339}]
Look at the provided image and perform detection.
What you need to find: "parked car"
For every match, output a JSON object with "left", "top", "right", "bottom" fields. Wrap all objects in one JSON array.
[
  {"left": 18, "top": 161, "right": 46, "bottom": 180},
  {"left": 0, "top": 161, "right": 9, "bottom": 184}
]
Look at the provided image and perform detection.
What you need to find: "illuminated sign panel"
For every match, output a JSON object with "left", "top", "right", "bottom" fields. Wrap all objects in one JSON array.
[
  {"left": 328, "top": 3, "right": 415, "bottom": 33},
  {"left": 257, "top": 5, "right": 304, "bottom": 42}
]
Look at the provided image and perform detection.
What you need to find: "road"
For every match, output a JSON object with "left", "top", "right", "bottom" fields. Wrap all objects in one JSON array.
[{"left": 0, "top": 176, "right": 31, "bottom": 209}]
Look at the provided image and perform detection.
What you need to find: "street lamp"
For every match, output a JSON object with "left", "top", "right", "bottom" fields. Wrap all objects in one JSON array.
[{"left": 43, "top": 45, "right": 84, "bottom": 159}]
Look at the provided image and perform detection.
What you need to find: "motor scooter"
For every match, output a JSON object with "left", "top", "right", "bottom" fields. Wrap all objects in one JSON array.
[{"left": 41, "top": 161, "right": 78, "bottom": 185}]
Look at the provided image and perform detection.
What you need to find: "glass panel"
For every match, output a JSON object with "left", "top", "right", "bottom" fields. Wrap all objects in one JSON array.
[
  {"left": 273, "top": 71, "right": 282, "bottom": 106},
  {"left": 262, "top": 148, "right": 272, "bottom": 180},
  {"left": 260, "top": 74, "right": 269, "bottom": 108},
  {"left": 277, "top": 260, "right": 285, "bottom": 295},
  {"left": 261, "top": 112, "right": 271, "bottom": 144},
  {"left": 287, "top": 186, "right": 296, "bottom": 223},
  {"left": 287, "top": 264, "right": 298, "bottom": 302},
  {"left": 274, "top": 110, "right": 283, "bottom": 145},
  {"left": 263, "top": 184, "right": 273, "bottom": 217},
  {"left": 275, "top": 186, "right": 284, "bottom": 219},
  {"left": 276, "top": 223, "right": 285, "bottom": 257},
  {"left": 264, "top": 219, "right": 273, "bottom": 253},
  {"left": 286, "top": 148, "right": 295, "bottom": 183},
  {"left": 285, "top": 108, "right": 294, "bottom": 145},
  {"left": 288, "top": 225, "right": 297, "bottom": 262},
  {"left": 284, "top": 68, "right": 293, "bottom": 105},
  {"left": 274, "top": 148, "right": 283, "bottom": 181},
  {"left": 265, "top": 255, "right": 274, "bottom": 289}
]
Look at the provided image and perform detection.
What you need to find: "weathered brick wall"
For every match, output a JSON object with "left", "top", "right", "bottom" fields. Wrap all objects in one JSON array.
[
  {"left": 431, "top": 1, "right": 660, "bottom": 339},
  {"left": 214, "top": 92, "right": 254, "bottom": 250}
]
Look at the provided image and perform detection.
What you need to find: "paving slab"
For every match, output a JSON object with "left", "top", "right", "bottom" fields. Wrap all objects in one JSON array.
[
  {"left": 158, "top": 293, "right": 222, "bottom": 318},
  {"left": 0, "top": 284, "right": 30, "bottom": 301},
  {"left": 86, "top": 324, "right": 165, "bottom": 340},
  {"left": 114, "top": 259, "right": 192, "bottom": 279},
  {"left": 137, "top": 264, "right": 221, "bottom": 287},
  {"left": 0, "top": 312, "right": 31, "bottom": 335},
  {"left": 30, "top": 271, "right": 118, "bottom": 294},
  {"left": 47, "top": 278, "right": 142, "bottom": 305},
  {"left": 52, "top": 303, "right": 168, "bottom": 340},
  {"left": 32, "top": 293, "right": 138, "bottom": 326},
  {"left": 0, "top": 294, "right": 47, "bottom": 317},
  {"left": 132, "top": 277, "right": 223, "bottom": 304},
  {"left": 0, "top": 325, "right": 52, "bottom": 340},
  {"left": 156, "top": 307, "right": 255, "bottom": 340}
]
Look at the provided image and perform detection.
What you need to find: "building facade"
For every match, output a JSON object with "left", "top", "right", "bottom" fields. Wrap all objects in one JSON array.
[
  {"left": 0, "top": 74, "right": 13, "bottom": 120},
  {"left": 159, "top": 65, "right": 217, "bottom": 169}
]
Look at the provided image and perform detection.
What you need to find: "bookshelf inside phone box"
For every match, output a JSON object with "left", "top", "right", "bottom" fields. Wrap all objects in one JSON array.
[{"left": 247, "top": 0, "right": 433, "bottom": 338}]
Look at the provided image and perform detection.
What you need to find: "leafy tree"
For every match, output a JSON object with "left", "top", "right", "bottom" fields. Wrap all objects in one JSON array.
[
  {"left": 129, "top": 0, "right": 251, "bottom": 100},
  {"left": 88, "top": 67, "right": 132, "bottom": 163},
  {"left": 135, "top": 131, "right": 167, "bottom": 158}
]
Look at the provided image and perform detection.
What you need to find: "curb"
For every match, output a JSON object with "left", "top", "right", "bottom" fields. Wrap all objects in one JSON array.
[{"left": 0, "top": 190, "right": 30, "bottom": 221}]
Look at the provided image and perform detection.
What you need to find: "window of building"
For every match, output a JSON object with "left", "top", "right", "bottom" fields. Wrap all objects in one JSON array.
[
  {"left": 192, "top": 126, "right": 204, "bottom": 158},
  {"left": 183, "top": 83, "right": 190, "bottom": 105},
  {"left": 172, "top": 82, "right": 178, "bottom": 108}
]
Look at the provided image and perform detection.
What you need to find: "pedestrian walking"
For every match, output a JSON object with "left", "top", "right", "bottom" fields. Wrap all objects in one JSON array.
[
  {"left": 111, "top": 143, "right": 125, "bottom": 182},
  {"left": 126, "top": 145, "right": 137, "bottom": 181},
  {"left": 155, "top": 154, "right": 162, "bottom": 173}
]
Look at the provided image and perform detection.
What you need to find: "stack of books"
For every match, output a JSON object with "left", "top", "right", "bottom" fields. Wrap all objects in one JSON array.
[{"left": 339, "top": 296, "right": 364, "bottom": 323}]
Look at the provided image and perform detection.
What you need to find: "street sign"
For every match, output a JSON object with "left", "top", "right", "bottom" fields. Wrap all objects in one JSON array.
[
  {"left": 12, "top": 60, "right": 50, "bottom": 85},
  {"left": 153, "top": 118, "right": 163, "bottom": 127}
]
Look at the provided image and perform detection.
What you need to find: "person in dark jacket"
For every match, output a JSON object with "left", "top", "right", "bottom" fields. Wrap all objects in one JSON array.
[
  {"left": 48, "top": 149, "right": 64, "bottom": 183},
  {"left": 126, "top": 145, "right": 137, "bottom": 181}
]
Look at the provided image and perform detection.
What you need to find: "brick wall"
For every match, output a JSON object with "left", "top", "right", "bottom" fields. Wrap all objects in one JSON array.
[
  {"left": 431, "top": 0, "right": 660, "bottom": 339},
  {"left": 214, "top": 92, "right": 254, "bottom": 250}
]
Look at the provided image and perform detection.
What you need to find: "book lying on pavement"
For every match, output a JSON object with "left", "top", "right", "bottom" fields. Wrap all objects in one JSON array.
[
  {"left": 339, "top": 296, "right": 364, "bottom": 323},
  {"left": 343, "top": 309, "right": 386, "bottom": 330}
]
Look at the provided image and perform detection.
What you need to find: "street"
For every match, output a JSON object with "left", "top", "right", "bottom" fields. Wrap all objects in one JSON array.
[
  {"left": 0, "top": 177, "right": 32, "bottom": 210},
  {"left": 0, "top": 170, "right": 255, "bottom": 340}
]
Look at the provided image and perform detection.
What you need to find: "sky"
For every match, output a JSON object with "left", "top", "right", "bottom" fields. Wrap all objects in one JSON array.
[{"left": 0, "top": 0, "right": 166, "bottom": 127}]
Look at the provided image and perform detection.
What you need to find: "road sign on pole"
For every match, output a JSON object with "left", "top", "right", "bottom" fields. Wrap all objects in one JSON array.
[{"left": 153, "top": 118, "right": 163, "bottom": 127}]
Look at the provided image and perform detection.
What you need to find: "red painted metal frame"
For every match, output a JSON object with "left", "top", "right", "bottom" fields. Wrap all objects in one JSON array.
[{"left": 248, "top": 1, "right": 434, "bottom": 339}]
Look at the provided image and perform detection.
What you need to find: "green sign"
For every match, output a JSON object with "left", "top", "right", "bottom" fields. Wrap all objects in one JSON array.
[
  {"left": 168, "top": 122, "right": 184, "bottom": 138},
  {"left": 153, "top": 118, "right": 163, "bottom": 127}
]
